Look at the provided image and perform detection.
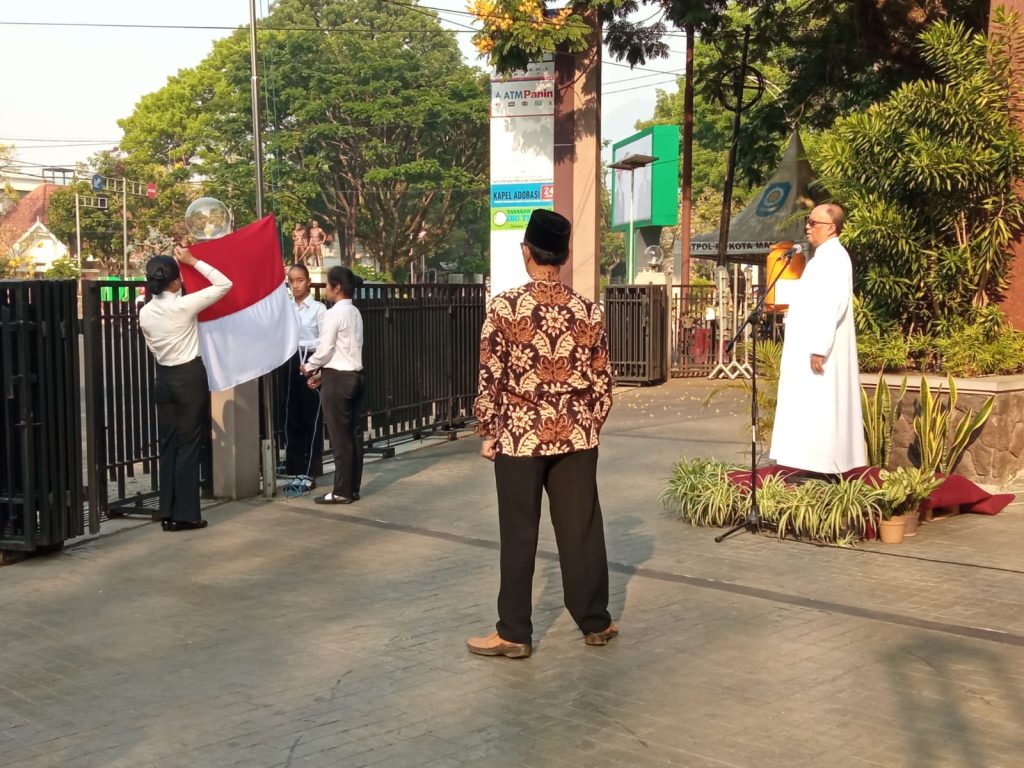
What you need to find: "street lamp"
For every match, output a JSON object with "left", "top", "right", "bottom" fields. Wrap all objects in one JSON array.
[{"left": 609, "top": 153, "right": 657, "bottom": 283}]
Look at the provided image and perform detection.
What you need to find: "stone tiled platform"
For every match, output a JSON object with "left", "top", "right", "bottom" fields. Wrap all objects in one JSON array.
[{"left": 2, "top": 380, "right": 1022, "bottom": 768}]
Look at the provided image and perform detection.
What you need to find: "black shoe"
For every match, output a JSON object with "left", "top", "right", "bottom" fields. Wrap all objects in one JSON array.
[
  {"left": 160, "top": 519, "right": 172, "bottom": 531},
  {"left": 314, "top": 493, "right": 353, "bottom": 505},
  {"left": 165, "top": 520, "right": 208, "bottom": 531},
  {"left": 352, "top": 492, "right": 360, "bottom": 501}
]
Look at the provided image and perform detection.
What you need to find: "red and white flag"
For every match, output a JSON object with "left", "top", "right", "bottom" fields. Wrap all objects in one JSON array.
[{"left": 180, "top": 214, "right": 297, "bottom": 391}]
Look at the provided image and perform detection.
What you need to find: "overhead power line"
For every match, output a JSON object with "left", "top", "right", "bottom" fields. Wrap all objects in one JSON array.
[
  {"left": 0, "top": 136, "right": 120, "bottom": 144},
  {"left": 0, "top": 19, "right": 477, "bottom": 34},
  {"left": 604, "top": 76, "right": 682, "bottom": 95}
]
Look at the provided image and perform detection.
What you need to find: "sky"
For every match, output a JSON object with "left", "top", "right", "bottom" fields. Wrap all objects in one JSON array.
[{"left": 0, "top": 1, "right": 687, "bottom": 179}]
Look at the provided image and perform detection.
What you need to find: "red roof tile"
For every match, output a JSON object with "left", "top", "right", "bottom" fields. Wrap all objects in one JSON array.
[{"left": 1, "top": 183, "right": 60, "bottom": 242}]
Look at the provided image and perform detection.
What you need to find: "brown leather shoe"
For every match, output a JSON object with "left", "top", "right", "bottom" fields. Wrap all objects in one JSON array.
[
  {"left": 584, "top": 621, "right": 619, "bottom": 646},
  {"left": 466, "top": 631, "right": 532, "bottom": 659}
]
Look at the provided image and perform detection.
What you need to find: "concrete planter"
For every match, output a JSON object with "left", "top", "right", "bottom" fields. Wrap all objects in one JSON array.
[{"left": 860, "top": 373, "right": 1024, "bottom": 488}]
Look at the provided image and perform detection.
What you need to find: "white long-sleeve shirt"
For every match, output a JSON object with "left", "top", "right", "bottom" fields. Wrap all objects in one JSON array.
[
  {"left": 305, "top": 299, "right": 363, "bottom": 372},
  {"left": 139, "top": 260, "right": 232, "bottom": 366},
  {"left": 294, "top": 294, "right": 326, "bottom": 352}
]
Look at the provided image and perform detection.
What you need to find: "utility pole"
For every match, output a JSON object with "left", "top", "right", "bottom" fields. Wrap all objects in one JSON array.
[
  {"left": 249, "top": 0, "right": 275, "bottom": 500},
  {"left": 88, "top": 175, "right": 156, "bottom": 277},
  {"left": 74, "top": 192, "right": 110, "bottom": 269},
  {"left": 679, "top": 24, "right": 694, "bottom": 286}
]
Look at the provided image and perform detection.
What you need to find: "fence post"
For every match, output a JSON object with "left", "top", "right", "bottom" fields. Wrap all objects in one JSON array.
[{"left": 82, "top": 282, "right": 106, "bottom": 532}]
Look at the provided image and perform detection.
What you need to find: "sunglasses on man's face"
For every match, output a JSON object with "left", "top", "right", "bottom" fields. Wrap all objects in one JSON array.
[{"left": 805, "top": 218, "right": 832, "bottom": 228}]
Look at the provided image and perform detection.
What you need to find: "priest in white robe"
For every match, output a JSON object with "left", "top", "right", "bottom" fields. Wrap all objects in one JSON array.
[{"left": 769, "top": 204, "right": 866, "bottom": 473}]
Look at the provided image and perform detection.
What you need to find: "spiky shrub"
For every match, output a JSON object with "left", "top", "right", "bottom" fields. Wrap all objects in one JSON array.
[
  {"left": 660, "top": 457, "right": 746, "bottom": 528},
  {"left": 861, "top": 372, "right": 908, "bottom": 468},
  {"left": 912, "top": 375, "right": 994, "bottom": 475},
  {"left": 815, "top": 11, "right": 1024, "bottom": 337},
  {"left": 702, "top": 338, "right": 783, "bottom": 444}
]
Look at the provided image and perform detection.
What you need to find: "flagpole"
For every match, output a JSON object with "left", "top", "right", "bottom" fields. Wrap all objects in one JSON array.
[
  {"left": 250, "top": 0, "right": 275, "bottom": 499},
  {"left": 249, "top": 0, "right": 265, "bottom": 218}
]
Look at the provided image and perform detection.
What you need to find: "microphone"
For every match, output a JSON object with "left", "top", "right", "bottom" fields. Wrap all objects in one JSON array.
[{"left": 782, "top": 243, "right": 803, "bottom": 262}]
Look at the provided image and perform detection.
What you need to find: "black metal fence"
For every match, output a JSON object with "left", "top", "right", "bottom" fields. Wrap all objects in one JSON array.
[
  {"left": 1, "top": 280, "right": 84, "bottom": 551},
  {"left": 82, "top": 281, "right": 212, "bottom": 523},
  {"left": 605, "top": 284, "right": 668, "bottom": 385},
  {"left": 275, "top": 283, "right": 486, "bottom": 460},
  {"left": 361, "top": 284, "right": 485, "bottom": 448}
]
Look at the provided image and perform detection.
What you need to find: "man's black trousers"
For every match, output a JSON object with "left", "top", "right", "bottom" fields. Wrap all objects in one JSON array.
[{"left": 493, "top": 447, "right": 611, "bottom": 645}]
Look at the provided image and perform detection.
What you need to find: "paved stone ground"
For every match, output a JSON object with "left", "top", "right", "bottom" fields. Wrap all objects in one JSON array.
[{"left": 2, "top": 379, "right": 1023, "bottom": 768}]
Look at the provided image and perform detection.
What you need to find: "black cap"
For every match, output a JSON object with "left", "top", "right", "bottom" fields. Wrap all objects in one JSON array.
[{"left": 524, "top": 209, "right": 571, "bottom": 255}]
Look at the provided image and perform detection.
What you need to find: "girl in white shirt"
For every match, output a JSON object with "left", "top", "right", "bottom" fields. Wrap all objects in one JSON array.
[
  {"left": 139, "top": 246, "right": 232, "bottom": 531},
  {"left": 283, "top": 264, "right": 326, "bottom": 479},
  {"left": 302, "top": 266, "right": 364, "bottom": 504}
]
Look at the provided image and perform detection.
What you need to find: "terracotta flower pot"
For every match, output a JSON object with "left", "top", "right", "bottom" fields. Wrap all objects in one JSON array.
[
  {"left": 878, "top": 517, "right": 905, "bottom": 544},
  {"left": 903, "top": 511, "right": 921, "bottom": 537}
]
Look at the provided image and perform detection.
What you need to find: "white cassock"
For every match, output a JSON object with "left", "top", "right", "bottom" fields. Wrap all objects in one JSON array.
[{"left": 769, "top": 236, "right": 866, "bottom": 473}]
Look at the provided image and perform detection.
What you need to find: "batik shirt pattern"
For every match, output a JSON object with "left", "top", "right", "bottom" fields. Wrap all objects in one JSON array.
[{"left": 474, "top": 280, "right": 613, "bottom": 457}]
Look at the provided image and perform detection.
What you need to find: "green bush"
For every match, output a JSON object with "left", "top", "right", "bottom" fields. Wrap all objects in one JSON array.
[
  {"left": 929, "top": 323, "right": 1024, "bottom": 377},
  {"left": 857, "top": 320, "right": 1024, "bottom": 376},
  {"left": 857, "top": 327, "right": 910, "bottom": 373},
  {"left": 44, "top": 257, "right": 81, "bottom": 280},
  {"left": 661, "top": 457, "right": 885, "bottom": 546}
]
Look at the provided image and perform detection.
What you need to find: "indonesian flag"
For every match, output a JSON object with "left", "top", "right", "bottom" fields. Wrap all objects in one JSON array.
[{"left": 179, "top": 214, "right": 298, "bottom": 391}]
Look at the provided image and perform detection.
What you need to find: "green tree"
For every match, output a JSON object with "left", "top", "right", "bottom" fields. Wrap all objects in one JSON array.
[
  {"left": 471, "top": 1, "right": 987, "bottom": 173},
  {"left": 815, "top": 13, "right": 1024, "bottom": 336},
  {"left": 470, "top": 1, "right": 985, "bottom": 80},
  {"left": 427, "top": 196, "right": 489, "bottom": 279},
  {"left": 119, "top": 0, "right": 488, "bottom": 275},
  {"left": 0, "top": 144, "right": 28, "bottom": 277},
  {"left": 47, "top": 182, "right": 126, "bottom": 275}
]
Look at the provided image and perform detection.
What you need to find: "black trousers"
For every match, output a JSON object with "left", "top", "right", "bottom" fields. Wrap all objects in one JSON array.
[
  {"left": 321, "top": 369, "right": 364, "bottom": 498},
  {"left": 284, "top": 351, "right": 324, "bottom": 476},
  {"left": 153, "top": 357, "right": 208, "bottom": 524},
  {"left": 493, "top": 447, "right": 611, "bottom": 644}
]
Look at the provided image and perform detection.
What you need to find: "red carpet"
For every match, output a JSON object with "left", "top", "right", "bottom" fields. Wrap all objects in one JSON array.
[{"left": 728, "top": 466, "right": 1014, "bottom": 516}]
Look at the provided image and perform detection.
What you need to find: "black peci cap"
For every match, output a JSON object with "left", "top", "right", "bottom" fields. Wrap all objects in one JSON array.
[{"left": 524, "top": 209, "right": 571, "bottom": 255}]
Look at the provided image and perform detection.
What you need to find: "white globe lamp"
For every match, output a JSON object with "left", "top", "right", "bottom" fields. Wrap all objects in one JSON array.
[{"left": 185, "top": 197, "right": 231, "bottom": 241}]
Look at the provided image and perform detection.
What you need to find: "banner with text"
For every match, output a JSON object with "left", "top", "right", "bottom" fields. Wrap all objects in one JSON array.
[{"left": 489, "top": 59, "right": 555, "bottom": 295}]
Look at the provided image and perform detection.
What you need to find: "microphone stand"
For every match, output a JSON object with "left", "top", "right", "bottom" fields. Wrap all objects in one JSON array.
[{"left": 715, "top": 252, "right": 795, "bottom": 543}]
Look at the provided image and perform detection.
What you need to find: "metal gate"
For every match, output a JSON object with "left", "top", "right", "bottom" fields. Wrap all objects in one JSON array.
[
  {"left": 82, "top": 280, "right": 212, "bottom": 523},
  {"left": 605, "top": 284, "right": 668, "bottom": 385},
  {"left": 671, "top": 284, "right": 717, "bottom": 377},
  {"left": 1, "top": 280, "right": 84, "bottom": 551}
]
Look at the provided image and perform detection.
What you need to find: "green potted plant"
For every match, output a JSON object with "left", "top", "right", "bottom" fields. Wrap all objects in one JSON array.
[
  {"left": 861, "top": 372, "right": 907, "bottom": 469},
  {"left": 877, "top": 467, "right": 943, "bottom": 542}
]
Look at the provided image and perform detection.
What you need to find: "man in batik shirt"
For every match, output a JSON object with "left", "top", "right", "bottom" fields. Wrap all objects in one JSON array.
[{"left": 467, "top": 209, "right": 616, "bottom": 660}]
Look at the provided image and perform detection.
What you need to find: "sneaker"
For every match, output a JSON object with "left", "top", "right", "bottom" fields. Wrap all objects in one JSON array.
[
  {"left": 584, "top": 622, "right": 619, "bottom": 646},
  {"left": 466, "top": 631, "right": 532, "bottom": 659}
]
